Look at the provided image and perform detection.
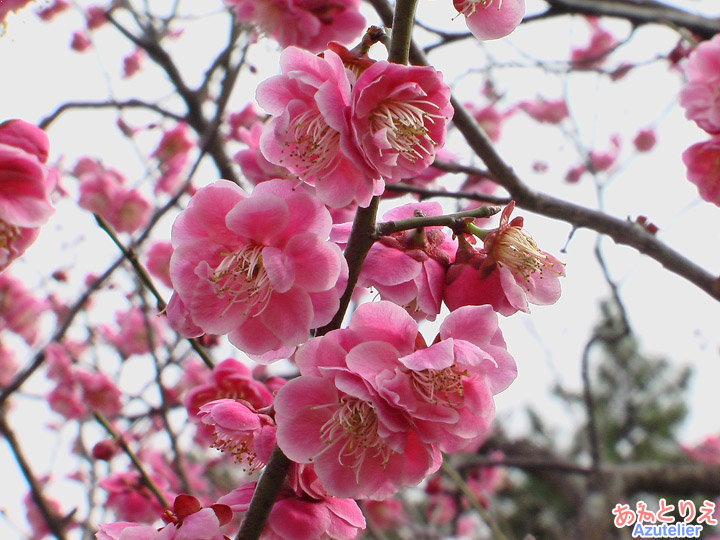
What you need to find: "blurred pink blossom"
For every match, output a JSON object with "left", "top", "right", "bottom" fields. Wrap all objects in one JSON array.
[{"left": 226, "top": 0, "right": 365, "bottom": 54}]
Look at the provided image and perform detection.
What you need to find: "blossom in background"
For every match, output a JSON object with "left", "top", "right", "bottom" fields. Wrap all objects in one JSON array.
[
  {"left": 463, "top": 101, "right": 514, "bottom": 142},
  {"left": 168, "top": 179, "right": 346, "bottom": 360},
  {"left": 0, "top": 273, "right": 47, "bottom": 345},
  {"left": 445, "top": 201, "right": 565, "bottom": 316},
  {"left": 570, "top": 17, "right": 618, "bottom": 68},
  {"left": 517, "top": 97, "right": 569, "bottom": 124},
  {"left": 99, "top": 471, "right": 170, "bottom": 524},
  {"left": 151, "top": 123, "right": 194, "bottom": 194},
  {"left": 225, "top": 0, "right": 365, "bottom": 54},
  {"left": 633, "top": 127, "right": 657, "bottom": 152},
  {"left": 145, "top": 240, "right": 174, "bottom": 288},
  {"left": 70, "top": 30, "right": 92, "bottom": 52},
  {"left": 589, "top": 133, "right": 621, "bottom": 173},
  {"left": 73, "top": 157, "right": 152, "bottom": 234},
  {"left": 453, "top": 0, "right": 526, "bottom": 41},
  {"left": 682, "top": 135, "right": 720, "bottom": 206},
  {"left": 102, "top": 306, "right": 165, "bottom": 358},
  {"left": 122, "top": 48, "right": 144, "bottom": 79},
  {"left": 679, "top": 34, "right": 720, "bottom": 134},
  {"left": 35, "top": 0, "right": 70, "bottom": 22}
]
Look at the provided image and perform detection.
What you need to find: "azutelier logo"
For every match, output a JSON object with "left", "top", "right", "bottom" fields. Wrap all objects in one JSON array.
[{"left": 612, "top": 499, "right": 717, "bottom": 538}]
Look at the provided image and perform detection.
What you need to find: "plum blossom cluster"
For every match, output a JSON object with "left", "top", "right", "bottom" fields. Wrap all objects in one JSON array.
[
  {"left": 257, "top": 45, "right": 453, "bottom": 208},
  {"left": 275, "top": 301, "right": 516, "bottom": 499},
  {"left": 90, "top": 10, "right": 569, "bottom": 540}
]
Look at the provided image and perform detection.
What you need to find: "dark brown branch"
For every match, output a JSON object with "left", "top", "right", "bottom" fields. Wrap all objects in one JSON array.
[
  {"left": 0, "top": 407, "right": 70, "bottom": 540},
  {"left": 542, "top": 0, "right": 720, "bottom": 41},
  {"left": 39, "top": 99, "right": 184, "bottom": 130},
  {"left": 106, "top": 12, "right": 238, "bottom": 182}
]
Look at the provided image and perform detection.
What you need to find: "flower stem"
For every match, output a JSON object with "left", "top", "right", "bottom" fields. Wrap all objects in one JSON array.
[
  {"left": 375, "top": 205, "right": 500, "bottom": 237},
  {"left": 389, "top": 0, "right": 419, "bottom": 64}
]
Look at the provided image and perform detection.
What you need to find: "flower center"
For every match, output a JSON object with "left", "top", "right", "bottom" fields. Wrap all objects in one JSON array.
[
  {"left": 283, "top": 109, "right": 341, "bottom": 181},
  {"left": 319, "top": 397, "right": 392, "bottom": 473},
  {"left": 371, "top": 99, "right": 442, "bottom": 163},
  {"left": 493, "top": 226, "right": 565, "bottom": 283},
  {"left": 0, "top": 220, "right": 21, "bottom": 250},
  {"left": 411, "top": 366, "right": 468, "bottom": 408},
  {"left": 210, "top": 431, "right": 261, "bottom": 472},
  {"left": 454, "top": 0, "right": 500, "bottom": 17},
  {"left": 210, "top": 245, "right": 272, "bottom": 317}
]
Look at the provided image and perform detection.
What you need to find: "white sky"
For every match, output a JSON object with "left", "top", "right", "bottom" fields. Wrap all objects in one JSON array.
[{"left": 1, "top": 1, "right": 720, "bottom": 539}]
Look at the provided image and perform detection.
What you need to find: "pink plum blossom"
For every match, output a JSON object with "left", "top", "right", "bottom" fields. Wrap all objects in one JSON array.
[
  {"left": 0, "top": 273, "right": 47, "bottom": 345},
  {"left": 152, "top": 123, "right": 194, "bottom": 194},
  {"left": 276, "top": 301, "right": 514, "bottom": 498},
  {"left": 76, "top": 370, "right": 123, "bottom": 417},
  {"left": 102, "top": 306, "right": 165, "bottom": 358},
  {"left": 257, "top": 46, "right": 378, "bottom": 208},
  {"left": 0, "top": 119, "right": 54, "bottom": 268},
  {"left": 36, "top": 0, "right": 70, "bottom": 21},
  {"left": 97, "top": 494, "right": 232, "bottom": 540},
  {"left": 233, "top": 122, "right": 291, "bottom": 187},
  {"left": 463, "top": 101, "right": 511, "bottom": 143},
  {"left": 225, "top": 0, "right": 366, "bottom": 54},
  {"left": 24, "top": 491, "right": 70, "bottom": 540},
  {"left": 227, "top": 104, "right": 264, "bottom": 142},
  {"left": 682, "top": 136, "right": 720, "bottom": 205},
  {"left": 570, "top": 17, "right": 618, "bottom": 68},
  {"left": 589, "top": 134, "right": 621, "bottom": 173},
  {"left": 564, "top": 163, "right": 586, "bottom": 183},
  {"left": 70, "top": 30, "right": 92, "bottom": 52},
  {"left": 0, "top": 341, "right": 18, "bottom": 387},
  {"left": 0, "top": 0, "right": 32, "bottom": 22},
  {"left": 85, "top": 5, "right": 107, "bottom": 29},
  {"left": 0, "top": 224, "right": 40, "bottom": 272},
  {"left": 74, "top": 159, "right": 152, "bottom": 233},
  {"left": 198, "top": 398, "right": 276, "bottom": 471},
  {"left": 99, "top": 471, "right": 170, "bottom": 523},
  {"left": 683, "top": 435, "right": 720, "bottom": 465},
  {"left": 350, "top": 60, "right": 453, "bottom": 184},
  {"left": 679, "top": 35, "right": 720, "bottom": 134},
  {"left": 354, "top": 202, "right": 455, "bottom": 321},
  {"left": 169, "top": 179, "right": 346, "bottom": 360},
  {"left": 633, "top": 127, "right": 657, "bottom": 152},
  {"left": 445, "top": 201, "right": 565, "bottom": 316},
  {"left": 122, "top": 48, "right": 144, "bottom": 78},
  {"left": 145, "top": 241, "right": 174, "bottom": 288},
  {"left": 219, "top": 481, "right": 366, "bottom": 540},
  {"left": 185, "top": 359, "right": 274, "bottom": 421},
  {"left": 518, "top": 97, "right": 569, "bottom": 124},
  {"left": 453, "top": 0, "right": 525, "bottom": 41}
]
